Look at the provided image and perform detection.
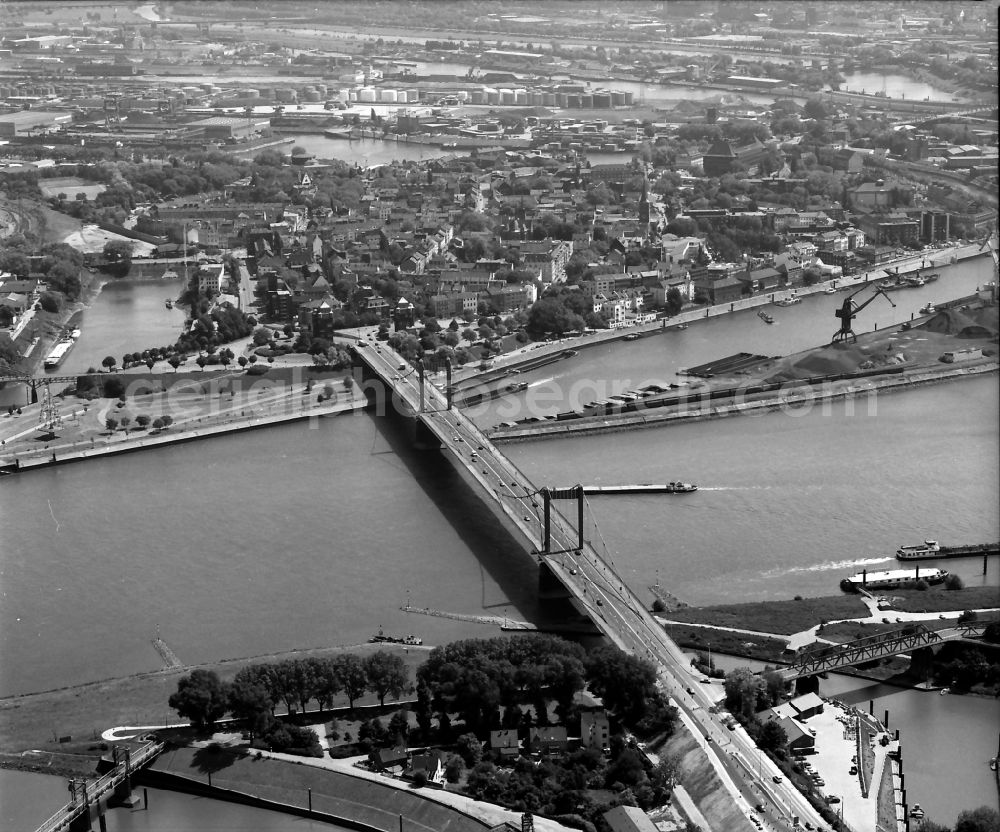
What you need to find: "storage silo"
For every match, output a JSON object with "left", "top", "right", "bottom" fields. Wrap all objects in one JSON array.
[
  {"left": 592, "top": 91, "right": 611, "bottom": 108},
  {"left": 456, "top": 90, "right": 468, "bottom": 101},
  {"left": 578, "top": 93, "right": 593, "bottom": 108},
  {"left": 469, "top": 88, "right": 485, "bottom": 105},
  {"left": 543, "top": 92, "right": 557, "bottom": 107},
  {"left": 379, "top": 88, "right": 398, "bottom": 102},
  {"left": 530, "top": 91, "right": 544, "bottom": 106},
  {"left": 485, "top": 87, "right": 500, "bottom": 105},
  {"left": 514, "top": 88, "right": 528, "bottom": 104},
  {"left": 406, "top": 89, "right": 420, "bottom": 102},
  {"left": 566, "top": 94, "right": 580, "bottom": 108},
  {"left": 358, "top": 87, "right": 376, "bottom": 102},
  {"left": 610, "top": 90, "right": 626, "bottom": 107},
  {"left": 396, "top": 90, "right": 408, "bottom": 103}
]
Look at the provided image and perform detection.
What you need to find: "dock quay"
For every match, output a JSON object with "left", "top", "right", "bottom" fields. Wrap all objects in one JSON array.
[{"left": 0, "top": 395, "right": 365, "bottom": 475}]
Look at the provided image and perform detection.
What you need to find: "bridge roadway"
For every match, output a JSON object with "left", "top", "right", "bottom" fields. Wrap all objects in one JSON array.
[
  {"left": 356, "top": 343, "right": 832, "bottom": 832},
  {"left": 33, "top": 740, "right": 164, "bottom": 832}
]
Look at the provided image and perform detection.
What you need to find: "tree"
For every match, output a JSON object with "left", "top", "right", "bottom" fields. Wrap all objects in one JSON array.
[
  {"left": 228, "top": 680, "right": 273, "bottom": 740},
  {"left": 102, "top": 355, "right": 117, "bottom": 372},
  {"left": 455, "top": 732, "right": 483, "bottom": 767},
  {"left": 954, "top": 807, "right": 1000, "bottom": 832},
  {"left": 335, "top": 654, "right": 368, "bottom": 709},
  {"left": 196, "top": 355, "right": 207, "bottom": 371},
  {"left": 102, "top": 240, "right": 133, "bottom": 276},
  {"left": 665, "top": 287, "right": 683, "bottom": 316},
  {"left": 105, "top": 416, "right": 118, "bottom": 432},
  {"left": 758, "top": 719, "right": 788, "bottom": 755},
  {"left": 168, "top": 669, "right": 229, "bottom": 731},
  {"left": 168, "top": 355, "right": 181, "bottom": 372},
  {"left": 586, "top": 646, "right": 658, "bottom": 725},
  {"left": 135, "top": 414, "right": 151, "bottom": 429},
  {"left": 365, "top": 651, "right": 409, "bottom": 707}
]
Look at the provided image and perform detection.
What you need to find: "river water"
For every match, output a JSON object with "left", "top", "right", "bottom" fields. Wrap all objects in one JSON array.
[
  {"left": 1, "top": 257, "right": 996, "bottom": 828},
  {"left": 0, "top": 770, "right": 350, "bottom": 832}
]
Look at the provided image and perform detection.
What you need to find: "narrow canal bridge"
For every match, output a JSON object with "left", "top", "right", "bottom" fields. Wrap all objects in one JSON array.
[
  {"left": 33, "top": 740, "right": 163, "bottom": 832},
  {"left": 782, "top": 620, "right": 990, "bottom": 681}
]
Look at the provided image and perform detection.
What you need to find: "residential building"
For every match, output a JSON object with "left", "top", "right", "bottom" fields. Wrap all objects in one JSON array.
[
  {"left": 489, "top": 730, "right": 521, "bottom": 761},
  {"left": 580, "top": 711, "right": 610, "bottom": 752},
  {"left": 528, "top": 726, "right": 568, "bottom": 754},
  {"left": 603, "top": 805, "right": 659, "bottom": 832}
]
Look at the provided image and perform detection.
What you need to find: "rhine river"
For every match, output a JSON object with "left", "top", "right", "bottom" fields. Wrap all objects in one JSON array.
[{"left": 1, "top": 258, "right": 997, "bottom": 828}]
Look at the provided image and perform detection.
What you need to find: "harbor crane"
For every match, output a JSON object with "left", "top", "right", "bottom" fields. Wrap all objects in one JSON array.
[{"left": 832, "top": 283, "right": 896, "bottom": 344}]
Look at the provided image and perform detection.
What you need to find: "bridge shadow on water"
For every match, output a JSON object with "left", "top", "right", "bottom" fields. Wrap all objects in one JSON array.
[{"left": 367, "top": 408, "right": 581, "bottom": 635}]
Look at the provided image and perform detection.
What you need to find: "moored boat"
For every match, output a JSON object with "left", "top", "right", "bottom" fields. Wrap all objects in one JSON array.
[
  {"left": 775, "top": 295, "right": 802, "bottom": 306},
  {"left": 43, "top": 337, "right": 76, "bottom": 369},
  {"left": 920, "top": 302, "right": 935, "bottom": 314},
  {"left": 910, "top": 804, "right": 925, "bottom": 819},
  {"left": 165, "top": 299, "right": 173, "bottom": 309},
  {"left": 758, "top": 310, "right": 774, "bottom": 324},
  {"left": 840, "top": 567, "right": 949, "bottom": 592},
  {"left": 623, "top": 332, "right": 640, "bottom": 341}
]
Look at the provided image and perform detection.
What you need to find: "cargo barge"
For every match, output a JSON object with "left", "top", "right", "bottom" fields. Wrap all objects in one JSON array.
[
  {"left": 43, "top": 328, "right": 80, "bottom": 369},
  {"left": 896, "top": 540, "right": 1000, "bottom": 561}
]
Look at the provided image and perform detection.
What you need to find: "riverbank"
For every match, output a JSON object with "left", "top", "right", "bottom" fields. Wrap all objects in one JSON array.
[
  {"left": 0, "top": 642, "right": 427, "bottom": 772},
  {"left": 448, "top": 243, "right": 992, "bottom": 390},
  {"left": 489, "top": 295, "right": 999, "bottom": 441},
  {"left": 660, "top": 585, "right": 1000, "bottom": 687},
  {"left": 0, "top": 368, "right": 365, "bottom": 473}
]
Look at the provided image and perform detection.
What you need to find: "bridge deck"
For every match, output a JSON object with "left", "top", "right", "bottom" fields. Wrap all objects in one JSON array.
[{"left": 353, "top": 346, "right": 683, "bottom": 664}]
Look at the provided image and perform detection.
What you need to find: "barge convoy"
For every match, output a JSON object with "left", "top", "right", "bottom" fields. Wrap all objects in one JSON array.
[{"left": 896, "top": 540, "right": 1000, "bottom": 561}]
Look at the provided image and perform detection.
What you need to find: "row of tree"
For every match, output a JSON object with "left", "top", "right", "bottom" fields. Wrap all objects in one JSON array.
[{"left": 168, "top": 651, "right": 410, "bottom": 735}]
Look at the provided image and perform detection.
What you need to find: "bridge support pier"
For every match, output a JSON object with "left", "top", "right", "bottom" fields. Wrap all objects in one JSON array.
[{"left": 794, "top": 674, "right": 820, "bottom": 696}]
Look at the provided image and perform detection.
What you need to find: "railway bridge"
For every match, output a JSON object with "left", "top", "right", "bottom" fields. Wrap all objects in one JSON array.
[{"left": 783, "top": 620, "right": 990, "bottom": 682}]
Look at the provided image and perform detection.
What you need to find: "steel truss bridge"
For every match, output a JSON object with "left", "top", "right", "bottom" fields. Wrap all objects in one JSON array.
[{"left": 783, "top": 620, "right": 990, "bottom": 680}]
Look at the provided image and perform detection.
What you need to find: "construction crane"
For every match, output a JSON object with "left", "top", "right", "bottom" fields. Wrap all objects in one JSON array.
[{"left": 832, "top": 283, "right": 896, "bottom": 344}]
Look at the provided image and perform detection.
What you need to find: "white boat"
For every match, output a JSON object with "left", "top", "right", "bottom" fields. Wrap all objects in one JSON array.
[
  {"left": 775, "top": 295, "right": 802, "bottom": 306},
  {"left": 910, "top": 804, "right": 925, "bottom": 819},
  {"left": 896, "top": 540, "right": 940, "bottom": 560},
  {"left": 824, "top": 286, "right": 837, "bottom": 294},
  {"left": 840, "top": 567, "right": 949, "bottom": 592},
  {"left": 920, "top": 302, "right": 936, "bottom": 314}
]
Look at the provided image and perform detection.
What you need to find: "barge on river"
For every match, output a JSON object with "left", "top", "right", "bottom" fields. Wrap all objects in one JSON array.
[
  {"left": 896, "top": 540, "right": 1000, "bottom": 561},
  {"left": 840, "top": 567, "right": 949, "bottom": 592}
]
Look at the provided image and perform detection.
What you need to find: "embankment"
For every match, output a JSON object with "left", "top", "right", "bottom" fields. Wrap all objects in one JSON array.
[{"left": 490, "top": 361, "right": 997, "bottom": 443}]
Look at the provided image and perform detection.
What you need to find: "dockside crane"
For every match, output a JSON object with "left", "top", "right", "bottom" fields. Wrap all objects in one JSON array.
[{"left": 832, "top": 283, "right": 896, "bottom": 344}]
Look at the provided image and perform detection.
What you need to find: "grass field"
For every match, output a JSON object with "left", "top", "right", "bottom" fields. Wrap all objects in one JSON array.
[
  {"left": 666, "top": 595, "right": 871, "bottom": 635},
  {"left": 0, "top": 643, "right": 428, "bottom": 773}
]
